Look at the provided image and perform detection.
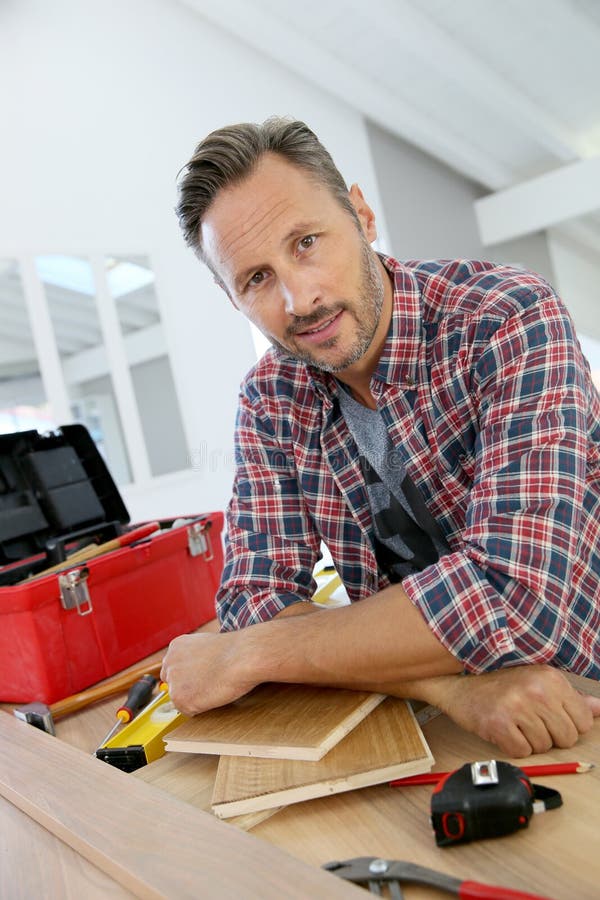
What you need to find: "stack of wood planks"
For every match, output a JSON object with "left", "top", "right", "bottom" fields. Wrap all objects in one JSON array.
[{"left": 163, "top": 683, "right": 434, "bottom": 820}]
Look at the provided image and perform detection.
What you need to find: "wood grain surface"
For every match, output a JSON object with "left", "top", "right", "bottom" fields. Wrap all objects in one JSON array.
[
  {"left": 253, "top": 679, "right": 600, "bottom": 900},
  {"left": 0, "top": 710, "right": 365, "bottom": 899},
  {"left": 165, "top": 682, "right": 385, "bottom": 760},
  {"left": 0, "top": 798, "right": 135, "bottom": 899},
  {"left": 2, "top": 641, "right": 598, "bottom": 900},
  {"left": 133, "top": 748, "right": 283, "bottom": 830},
  {"left": 212, "top": 697, "right": 433, "bottom": 818}
]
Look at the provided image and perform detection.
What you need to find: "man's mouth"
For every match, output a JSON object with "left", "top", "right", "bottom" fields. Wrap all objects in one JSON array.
[{"left": 294, "top": 310, "right": 343, "bottom": 342}]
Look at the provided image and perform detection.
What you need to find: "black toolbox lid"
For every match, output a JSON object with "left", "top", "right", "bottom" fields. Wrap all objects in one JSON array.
[{"left": 0, "top": 423, "right": 130, "bottom": 567}]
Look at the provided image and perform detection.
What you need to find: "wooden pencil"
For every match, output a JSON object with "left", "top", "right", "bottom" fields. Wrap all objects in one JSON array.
[{"left": 390, "top": 761, "right": 594, "bottom": 787}]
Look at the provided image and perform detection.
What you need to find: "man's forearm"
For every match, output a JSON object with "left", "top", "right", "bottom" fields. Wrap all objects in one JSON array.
[
  {"left": 238, "top": 583, "right": 462, "bottom": 690},
  {"left": 162, "top": 583, "right": 600, "bottom": 757},
  {"left": 271, "top": 598, "right": 464, "bottom": 705}
]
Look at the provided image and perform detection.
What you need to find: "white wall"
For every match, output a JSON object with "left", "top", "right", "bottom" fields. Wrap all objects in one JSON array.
[
  {"left": 366, "top": 122, "right": 487, "bottom": 261},
  {"left": 547, "top": 232, "right": 600, "bottom": 345},
  {"left": 366, "top": 122, "right": 557, "bottom": 283},
  {"left": 0, "top": 0, "right": 389, "bottom": 519}
]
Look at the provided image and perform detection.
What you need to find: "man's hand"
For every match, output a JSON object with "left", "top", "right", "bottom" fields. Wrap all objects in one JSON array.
[
  {"left": 160, "top": 631, "right": 259, "bottom": 716},
  {"left": 160, "top": 594, "right": 600, "bottom": 759},
  {"left": 424, "top": 665, "right": 600, "bottom": 757},
  {"left": 160, "top": 603, "right": 317, "bottom": 714}
]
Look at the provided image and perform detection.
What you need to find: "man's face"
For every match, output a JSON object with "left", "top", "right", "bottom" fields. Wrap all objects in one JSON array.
[{"left": 201, "top": 153, "right": 392, "bottom": 375}]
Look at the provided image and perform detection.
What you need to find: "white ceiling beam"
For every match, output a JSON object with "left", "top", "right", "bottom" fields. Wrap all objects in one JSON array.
[
  {"left": 42, "top": 311, "right": 102, "bottom": 344},
  {"left": 61, "top": 342, "right": 109, "bottom": 387},
  {"left": 0, "top": 304, "right": 34, "bottom": 329},
  {"left": 0, "top": 325, "right": 34, "bottom": 345},
  {"left": 115, "top": 304, "right": 158, "bottom": 330},
  {"left": 346, "top": 0, "right": 583, "bottom": 164},
  {"left": 475, "top": 156, "right": 600, "bottom": 245},
  {"left": 0, "top": 359, "right": 41, "bottom": 381},
  {"left": 180, "top": 0, "right": 512, "bottom": 189},
  {"left": 61, "top": 323, "right": 167, "bottom": 387}
]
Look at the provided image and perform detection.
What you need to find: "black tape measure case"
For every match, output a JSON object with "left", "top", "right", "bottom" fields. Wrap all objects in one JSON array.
[{"left": 431, "top": 760, "right": 562, "bottom": 846}]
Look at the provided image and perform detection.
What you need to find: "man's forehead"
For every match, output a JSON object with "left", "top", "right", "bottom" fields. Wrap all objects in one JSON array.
[
  {"left": 202, "top": 190, "right": 293, "bottom": 271},
  {"left": 201, "top": 161, "right": 333, "bottom": 274}
]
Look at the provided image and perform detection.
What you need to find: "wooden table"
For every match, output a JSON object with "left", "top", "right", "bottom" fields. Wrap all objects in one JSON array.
[{"left": 1, "top": 652, "right": 598, "bottom": 899}]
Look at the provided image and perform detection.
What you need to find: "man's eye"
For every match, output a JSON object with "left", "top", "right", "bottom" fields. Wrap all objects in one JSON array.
[
  {"left": 248, "top": 271, "right": 265, "bottom": 286},
  {"left": 299, "top": 235, "right": 316, "bottom": 250}
]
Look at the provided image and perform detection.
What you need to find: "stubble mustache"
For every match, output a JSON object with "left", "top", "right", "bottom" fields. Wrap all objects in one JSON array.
[{"left": 285, "top": 304, "right": 345, "bottom": 339}]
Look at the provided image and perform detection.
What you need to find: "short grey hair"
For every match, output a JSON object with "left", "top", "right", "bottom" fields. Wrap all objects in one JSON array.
[{"left": 175, "top": 116, "right": 358, "bottom": 258}]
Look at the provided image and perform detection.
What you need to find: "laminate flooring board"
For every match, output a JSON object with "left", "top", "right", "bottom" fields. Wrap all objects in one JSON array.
[
  {"left": 165, "top": 682, "right": 385, "bottom": 760},
  {"left": 0, "top": 711, "right": 366, "bottom": 899},
  {"left": 133, "top": 746, "right": 282, "bottom": 830},
  {"left": 212, "top": 697, "right": 434, "bottom": 818},
  {"left": 0, "top": 797, "right": 135, "bottom": 899}
]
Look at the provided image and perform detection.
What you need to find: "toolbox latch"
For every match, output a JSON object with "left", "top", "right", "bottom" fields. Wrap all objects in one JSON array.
[
  {"left": 187, "top": 521, "right": 213, "bottom": 561},
  {"left": 58, "top": 567, "right": 93, "bottom": 615}
]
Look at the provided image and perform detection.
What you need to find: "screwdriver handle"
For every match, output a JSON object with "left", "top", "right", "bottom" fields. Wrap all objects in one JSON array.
[
  {"left": 115, "top": 673, "right": 157, "bottom": 724},
  {"left": 95, "top": 674, "right": 159, "bottom": 750}
]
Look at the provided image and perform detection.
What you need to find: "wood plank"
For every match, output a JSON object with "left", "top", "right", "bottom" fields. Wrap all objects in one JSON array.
[
  {"left": 0, "top": 797, "right": 135, "bottom": 899},
  {"left": 165, "top": 683, "right": 385, "bottom": 760},
  {"left": 212, "top": 698, "right": 433, "bottom": 818},
  {"left": 133, "top": 746, "right": 283, "bottom": 830},
  {"left": 0, "top": 710, "right": 366, "bottom": 899}
]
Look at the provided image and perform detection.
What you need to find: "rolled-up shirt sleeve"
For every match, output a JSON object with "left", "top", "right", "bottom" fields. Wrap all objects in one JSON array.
[
  {"left": 216, "top": 382, "right": 321, "bottom": 631},
  {"left": 402, "top": 293, "right": 592, "bottom": 672}
]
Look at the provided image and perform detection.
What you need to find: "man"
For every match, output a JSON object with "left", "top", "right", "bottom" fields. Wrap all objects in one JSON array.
[{"left": 163, "top": 117, "right": 600, "bottom": 756}]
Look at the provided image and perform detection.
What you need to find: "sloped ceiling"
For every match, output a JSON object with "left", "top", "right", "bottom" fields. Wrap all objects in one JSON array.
[{"left": 178, "top": 0, "right": 600, "bottom": 247}]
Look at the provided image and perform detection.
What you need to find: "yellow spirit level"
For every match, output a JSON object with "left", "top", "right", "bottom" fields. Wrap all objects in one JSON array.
[{"left": 95, "top": 687, "right": 187, "bottom": 772}]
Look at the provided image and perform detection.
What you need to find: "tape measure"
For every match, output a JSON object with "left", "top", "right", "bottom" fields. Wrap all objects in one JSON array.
[{"left": 431, "top": 760, "right": 562, "bottom": 847}]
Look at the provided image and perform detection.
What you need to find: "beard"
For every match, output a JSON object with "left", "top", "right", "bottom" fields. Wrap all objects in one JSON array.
[{"left": 269, "top": 236, "right": 385, "bottom": 373}]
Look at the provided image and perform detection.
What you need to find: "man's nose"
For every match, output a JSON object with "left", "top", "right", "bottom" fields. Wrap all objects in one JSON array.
[{"left": 280, "top": 269, "right": 321, "bottom": 317}]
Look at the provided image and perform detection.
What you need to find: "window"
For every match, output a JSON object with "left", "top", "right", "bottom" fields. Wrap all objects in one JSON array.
[{"left": 0, "top": 254, "right": 189, "bottom": 488}]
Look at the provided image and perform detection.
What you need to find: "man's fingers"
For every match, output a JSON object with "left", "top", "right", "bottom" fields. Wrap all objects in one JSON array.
[
  {"left": 489, "top": 713, "right": 572, "bottom": 757},
  {"left": 584, "top": 694, "right": 600, "bottom": 717},
  {"left": 539, "top": 711, "right": 579, "bottom": 750},
  {"left": 516, "top": 682, "right": 592, "bottom": 752},
  {"left": 520, "top": 719, "right": 556, "bottom": 754},
  {"left": 489, "top": 723, "right": 533, "bottom": 758},
  {"left": 512, "top": 688, "right": 593, "bottom": 754},
  {"left": 561, "top": 693, "right": 595, "bottom": 737}
]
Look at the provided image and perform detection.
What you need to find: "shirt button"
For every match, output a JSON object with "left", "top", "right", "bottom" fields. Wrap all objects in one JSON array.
[{"left": 406, "top": 376, "right": 416, "bottom": 388}]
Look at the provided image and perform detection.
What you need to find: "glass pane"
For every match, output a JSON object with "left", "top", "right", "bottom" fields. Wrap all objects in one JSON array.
[
  {"left": 106, "top": 255, "right": 161, "bottom": 335},
  {"left": 36, "top": 255, "right": 132, "bottom": 484},
  {"left": 107, "top": 255, "right": 189, "bottom": 476},
  {"left": 0, "top": 259, "right": 56, "bottom": 434}
]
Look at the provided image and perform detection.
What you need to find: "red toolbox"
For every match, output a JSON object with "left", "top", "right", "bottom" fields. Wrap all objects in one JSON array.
[{"left": 0, "top": 425, "right": 224, "bottom": 703}]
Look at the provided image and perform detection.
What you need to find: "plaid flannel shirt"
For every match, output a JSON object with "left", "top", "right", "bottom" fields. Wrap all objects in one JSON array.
[{"left": 216, "top": 256, "right": 600, "bottom": 677}]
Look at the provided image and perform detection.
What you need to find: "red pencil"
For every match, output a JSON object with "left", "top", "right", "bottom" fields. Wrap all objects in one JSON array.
[{"left": 390, "top": 761, "right": 594, "bottom": 787}]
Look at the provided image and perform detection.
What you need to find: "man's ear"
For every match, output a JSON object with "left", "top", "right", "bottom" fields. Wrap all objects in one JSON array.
[{"left": 348, "top": 183, "right": 378, "bottom": 243}]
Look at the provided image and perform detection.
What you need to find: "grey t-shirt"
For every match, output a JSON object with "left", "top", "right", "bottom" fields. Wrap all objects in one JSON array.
[{"left": 337, "top": 386, "right": 449, "bottom": 581}]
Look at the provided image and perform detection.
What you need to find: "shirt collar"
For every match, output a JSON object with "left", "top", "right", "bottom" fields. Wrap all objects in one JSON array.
[
  {"left": 308, "top": 254, "right": 422, "bottom": 399},
  {"left": 373, "top": 253, "right": 422, "bottom": 389}
]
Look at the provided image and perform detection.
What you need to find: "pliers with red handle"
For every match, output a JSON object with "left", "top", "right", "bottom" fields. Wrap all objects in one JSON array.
[{"left": 322, "top": 857, "right": 554, "bottom": 899}]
